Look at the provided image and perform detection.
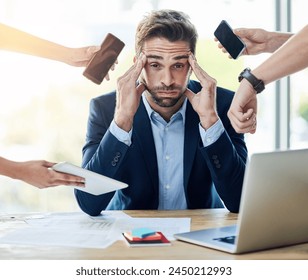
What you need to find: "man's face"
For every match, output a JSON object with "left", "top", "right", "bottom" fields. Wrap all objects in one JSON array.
[{"left": 139, "top": 37, "right": 192, "bottom": 108}]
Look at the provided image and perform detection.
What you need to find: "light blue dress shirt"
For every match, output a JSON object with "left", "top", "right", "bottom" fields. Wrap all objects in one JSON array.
[{"left": 109, "top": 94, "right": 224, "bottom": 209}]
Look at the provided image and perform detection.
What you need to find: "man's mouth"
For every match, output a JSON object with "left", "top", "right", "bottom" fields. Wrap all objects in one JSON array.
[{"left": 156, "top": 90, "right": 178, "bottom": 96}]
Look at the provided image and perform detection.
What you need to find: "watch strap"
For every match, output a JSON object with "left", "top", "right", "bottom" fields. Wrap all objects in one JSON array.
[{"left": 238, "top": 68, "right": 265, "bottom": 93}]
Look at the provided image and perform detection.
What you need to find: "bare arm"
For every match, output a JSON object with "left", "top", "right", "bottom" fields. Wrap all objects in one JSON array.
[
  {"left": 0, "top": 22, "right": 99, "bottom": 67},
  {"left": 234, "top": 28, "right": 293, "bottom": 55},
  {"left": 252, "top": 24, "right": 308, "bottom": 84},
  {"left": 215, "top": 27, "right": 293, "bottom": 58},
  {"left": 0, "top": 157, "right": 84, "bottom": 189}
]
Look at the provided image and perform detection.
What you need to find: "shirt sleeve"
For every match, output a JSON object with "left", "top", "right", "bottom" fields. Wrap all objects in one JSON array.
[
  {"left": 109, "top": 120, "right": 132, "bottom": 146},
  {"left": 199, "top": 118, "right": 224, "bottom": 147}
]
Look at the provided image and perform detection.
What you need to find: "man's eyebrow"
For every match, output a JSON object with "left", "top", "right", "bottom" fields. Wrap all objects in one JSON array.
[
  {"left": 146, "top": 54, "right": 189, "bottom": 60},
  {"left": 146, "top": 54, "right": 163, "bottom": 60},
  {"left": 173, "top": 55, "right": 189, "bottom": 60}
]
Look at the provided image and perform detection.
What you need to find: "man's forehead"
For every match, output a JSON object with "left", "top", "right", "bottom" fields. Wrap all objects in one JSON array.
[{"left": 143, "top": 37, "right": 190, "bottom": 58}]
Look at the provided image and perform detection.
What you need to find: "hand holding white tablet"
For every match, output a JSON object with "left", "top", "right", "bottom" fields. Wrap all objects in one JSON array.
[{"left": 52, "top": 162, "right": 128, "bottom": 195}]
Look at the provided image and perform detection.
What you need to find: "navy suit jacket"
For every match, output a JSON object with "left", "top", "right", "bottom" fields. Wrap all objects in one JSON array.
[{"left": 75, "top": 80, "right": 247, "bottom": 215}]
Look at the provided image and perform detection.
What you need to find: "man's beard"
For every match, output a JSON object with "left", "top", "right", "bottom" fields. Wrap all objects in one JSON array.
[{"left": 143, "top": 83, "right": 186, "bottom": 108}]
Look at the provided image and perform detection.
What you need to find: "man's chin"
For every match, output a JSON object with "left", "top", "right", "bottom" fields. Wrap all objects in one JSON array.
[{"left": 153, "top": 97, "right": 182, "bottom": 108}]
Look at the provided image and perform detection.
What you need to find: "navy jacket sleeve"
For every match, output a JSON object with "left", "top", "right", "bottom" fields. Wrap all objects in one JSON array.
[{"left": 183, "top": 80, "right": 247, "bottom": 213}]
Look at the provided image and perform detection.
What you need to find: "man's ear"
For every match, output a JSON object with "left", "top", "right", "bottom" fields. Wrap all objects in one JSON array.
[{"left": 133, "top": 56, "right": 137, "bottom": 63}]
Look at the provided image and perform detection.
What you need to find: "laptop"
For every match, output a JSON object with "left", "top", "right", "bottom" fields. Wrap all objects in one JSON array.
[{"left": 174, "top": 148, "right": 308, "bottom": 254}]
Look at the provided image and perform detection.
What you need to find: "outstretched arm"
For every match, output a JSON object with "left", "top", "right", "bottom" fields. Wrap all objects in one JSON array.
[
  {"left": 215, "top": 27, "right": 293, "bottom": 58},
  {"left": 0, "top": 157, "right": 85, "bottom": 189},
  {"left": 228, "top": 25, "right": 308, "bottom": 134},
  {"left": 0, "top": 22, "right": 99, "bottom": 67},
  {"left": 252, "top": 24, "right": 308, "bottom": 85}
]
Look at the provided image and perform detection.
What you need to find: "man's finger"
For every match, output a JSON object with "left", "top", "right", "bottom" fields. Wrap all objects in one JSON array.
[
  {"left": 132, "top": 53, "right": 147, "bottom": 80},
  {"left": 188, "top": 54, "right": 215, "bottom": 85},
  {"left": 228, "top": 108, "right": 256, "bottom": 133},
  {"left": 119, "top": 53, "right": 146, "bottom": 82},
  {"left": 136, "top": 83, "right": 146, "bottom": 95},
  {"left": 184, "top": 88, "right": 195, "bottom": 102}
]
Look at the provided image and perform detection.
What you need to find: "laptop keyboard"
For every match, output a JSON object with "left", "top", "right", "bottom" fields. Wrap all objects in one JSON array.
[{"left": 213, "top": 235, "right": 236, "bottom": 244}]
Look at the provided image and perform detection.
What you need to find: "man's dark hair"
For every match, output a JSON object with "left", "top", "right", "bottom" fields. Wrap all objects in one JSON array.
[{"left": 135, "top": 9, "right": 198, "bottom": 55}]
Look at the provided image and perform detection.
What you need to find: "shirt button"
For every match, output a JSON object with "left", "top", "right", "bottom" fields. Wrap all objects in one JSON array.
[
  {"left": 165, "top": 155, "right": 170, "bottom": 160},
  {"left": 165, "top": 184, "right": 170, "bottom": 189}
]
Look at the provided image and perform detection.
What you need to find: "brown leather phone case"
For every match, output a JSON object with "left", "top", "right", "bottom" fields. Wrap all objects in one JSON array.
[{"left": 83, "top": 33, "right": 125, "bottom": 84}]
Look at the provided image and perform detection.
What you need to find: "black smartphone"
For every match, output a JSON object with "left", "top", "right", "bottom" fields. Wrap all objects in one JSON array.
[
  {"left": 83, "top": 33, "right": 125, "bottom": 84},
  {"left": 214, "top": 20, "right": 246, "bottom": 59}
]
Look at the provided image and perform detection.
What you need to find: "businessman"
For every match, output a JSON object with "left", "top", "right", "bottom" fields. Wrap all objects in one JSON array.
[{"left": 75, "top": 9, "right": 248, "bottom": 215}]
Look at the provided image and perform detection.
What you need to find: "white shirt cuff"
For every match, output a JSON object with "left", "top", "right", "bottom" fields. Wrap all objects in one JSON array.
[
  {"left": 109, "top": 120, "right": 132, "bottom": 146},
  {"left": 199, "top": 119, "right": 224, "bottom": 147}
]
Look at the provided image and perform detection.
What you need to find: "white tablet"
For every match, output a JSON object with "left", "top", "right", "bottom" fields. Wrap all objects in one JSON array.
[{"left": 52, "top": 162, "right": 128, "bottom": 195}]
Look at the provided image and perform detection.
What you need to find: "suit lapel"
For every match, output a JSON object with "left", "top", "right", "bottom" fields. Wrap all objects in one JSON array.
[
  {"left": 132, "top": 100, "right": 159, "bottom": 193},
  {"left": 183, "top": 101, "right": 200, "bottom": 190}
]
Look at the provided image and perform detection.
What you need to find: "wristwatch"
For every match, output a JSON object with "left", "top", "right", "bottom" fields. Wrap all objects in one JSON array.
[{"left": 238, "top": 68, "right": 265, "bottom": 94}]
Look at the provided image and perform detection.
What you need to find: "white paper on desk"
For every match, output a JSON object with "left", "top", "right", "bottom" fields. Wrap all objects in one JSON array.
[
  {"left": 0, "top": 211, "right": 128, "bottom": 249},
  {"left": 24, "top": 211, "right": 130, "bottom": 227},
  {"left": 0, "top": 212, "right": 190, "bottom": 247},
  {"left": 113, "top": 217, "right": 191, "bottom": 241},
  {"left": 0, "top": 226, "right": 117, "bottom": 249}
]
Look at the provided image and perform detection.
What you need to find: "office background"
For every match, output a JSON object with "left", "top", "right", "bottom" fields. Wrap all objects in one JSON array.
[{"left": 0, "top": 0, "right": 307, "bottom": 212}]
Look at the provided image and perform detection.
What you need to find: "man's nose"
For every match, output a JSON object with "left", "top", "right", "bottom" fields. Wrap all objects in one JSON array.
[{"left": 160, "top": 69, "right": 174, "bottom": 87}]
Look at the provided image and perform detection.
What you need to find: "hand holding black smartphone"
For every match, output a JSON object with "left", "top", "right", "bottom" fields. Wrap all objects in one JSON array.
[
  {"left": 83, "top": 33, "right": 125, "bottom": 84},
  {"left": 214, "top": 20, "right": 246, "bottom": 59}
]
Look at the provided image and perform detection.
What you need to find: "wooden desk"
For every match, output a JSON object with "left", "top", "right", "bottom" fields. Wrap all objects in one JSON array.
[{"left": 0, "top": 209, "right": 307, "bottom": 260}]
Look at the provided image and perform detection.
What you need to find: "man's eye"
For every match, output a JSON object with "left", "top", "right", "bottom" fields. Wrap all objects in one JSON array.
[
  {"left": 174, "top": 64, "right": 184, "bottom": 69},
  {"left": 150, "top": 63, "right": 160, "bottom": 68}
]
